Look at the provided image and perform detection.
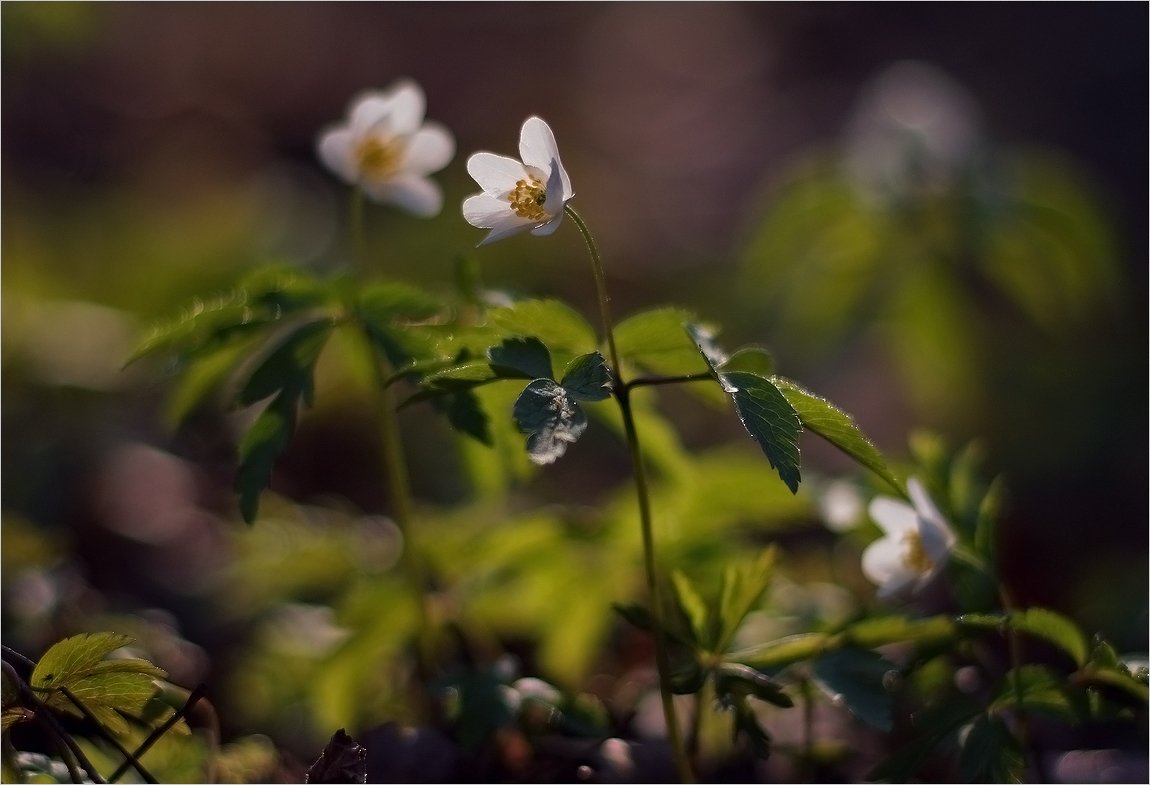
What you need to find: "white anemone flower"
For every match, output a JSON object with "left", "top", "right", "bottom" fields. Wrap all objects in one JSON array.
[
  {"left": 317, "top": 79, "right": 455, "bottom": 217},
  {"left": 862, "top": 477, "right": 956, "bottom": 600},
  {"left": 462, "top": 116, "right": 574, "bottom": 246}
]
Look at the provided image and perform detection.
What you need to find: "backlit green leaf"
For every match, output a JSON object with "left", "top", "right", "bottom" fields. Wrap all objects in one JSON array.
[
  {"left": 489, "top": 299, "right": 597, "bottom": 359},
  {"left": 772, "top": 377, "right": 902, "bottom": 495},
  {"left": 670, "top": 570, "right": 710, "bottom": 647},
  {"left": 613, "top": 307, "right": 709, "bottom": 377},
  {"left": 238, "top": 320, "right": 334, "bottom": 406},
  {"left": 1011, "top": 608, "right": 1089, "bottom": 667},
  {"left": 720, "top": 347, "right": 776, "bottom": 377},
  {"left": 354, "top": 281, "right": 442, "bottom": 323}
]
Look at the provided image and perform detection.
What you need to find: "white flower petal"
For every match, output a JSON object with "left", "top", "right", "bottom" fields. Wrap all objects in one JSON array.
[
  {"left": 467, "top": 152, "right": 528, "bottom": 193},
  {"left": 868, "top": 497, "right": 918, "bottom": 537},
  {"left": 349, "top": 93, "right": 395, "bottom": 137},
  {"left": 543, "top": 161, "right": 571, "bottom": 214},
  {"left": 530, "top": 213, "right": 564, "bottom": 236},
  {"left": 363, "top": 176, "right": 443, "bottom": 218},
  {"left": 519, "top": 116, "right": 560, "bottom": 172},
  {"left": 862, "top": 538, "right": 913, "bottom": 594},
  {"left": 402, "top": 123, "right": 455, "bottom": 175},
  {"left": 462, "top": 192, "right": 511, "bottom": 229},
  {"left": 378, "top": 79, "right": 426, "bottom": 136},
  {"left": 317, "top": 128, "right": 358, "bottom": 183},
  {"left": 478, "top": 216, "right": 536, "bottom": 246}
]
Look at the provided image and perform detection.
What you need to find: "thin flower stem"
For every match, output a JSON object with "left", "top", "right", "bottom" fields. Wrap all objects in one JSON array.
[
  {"left": 626, "top": 372, "right": 714, "bottom": 390},
  {"left": 566, "top": 205, "right": 694, "bottom": 783},
  {"left": 346, "top": 188, "right": 434, "bottom": 720}
]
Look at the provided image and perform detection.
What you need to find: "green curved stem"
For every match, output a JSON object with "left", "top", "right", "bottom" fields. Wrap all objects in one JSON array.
[{"left": 566, "top": 205, "right": 694, "bottom": 782}]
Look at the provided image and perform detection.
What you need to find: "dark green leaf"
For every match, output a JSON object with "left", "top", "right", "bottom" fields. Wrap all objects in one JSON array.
[
  {"left": 722, "top": 372, "right": 802, "bottom": 493},
  {"left": 772, "top": 377, "right": 902, "bottom": 495},
  {"left": 612, "top": 308, "right": 709, "bottom": 377},
  {"left": 845, "top": 615, "right": 956, "bottom": 649},
  {"left": 560, "top": 352, "right": 612, "bottom": 401},
  {"left": 959, "top": 714, "right": 1025, "bottom": 783},
  {"left": 434, "top": 389, "right": 492, "bottom": 446},
  {"left": 236, "top": 391, "right": 297, "bottom": 523},
  {"left": 612, "top": 602, "right": 654, "bottom": 632},
  {"left": 420, "top": 360, "right": 501, "bottom": 388},
  {"left": 732, "top": 699, "right": 773, "bottom": 759},
  {"left": 487, "top": 337, "right": 553, "bottom": 380},
  {"left": 811, "top": 647, "right": 896, "bottom": 731},
  {"left": 512, "top": 379, "right": 588, "bottom": 465},
  {"left": 238, "top": 320, "right": 334, "bottom": 406}
]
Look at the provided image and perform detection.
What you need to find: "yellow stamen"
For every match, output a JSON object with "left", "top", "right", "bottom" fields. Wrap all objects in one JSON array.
[
  {"left": 899, "top": 531, "right": 934, "bottom": 573},
  {"left": 356, "top": 136, "right": 402, "bottom": 180},
  {"left": 508, "top": 176, "right": 548, "bottom": 221}
]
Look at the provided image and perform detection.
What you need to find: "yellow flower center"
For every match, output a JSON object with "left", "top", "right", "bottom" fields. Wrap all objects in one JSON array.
[
  {"left": 508, "top": 176, "right": 548, "bottom": 221},
  {"left": 355, "top": 136, "right": 403, "bottom": 180},
  {"left": 899, "top": 531, "right": 934, "bottom": 573}
]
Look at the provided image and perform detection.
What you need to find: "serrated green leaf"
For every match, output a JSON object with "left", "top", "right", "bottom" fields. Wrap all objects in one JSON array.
[
  {"left": 487, "top": 337, "right": 553, "bottom": 380},
  {"left": 560, "top": 352, "right": 612, "bottom": 401},
  {"left": 811, "top": 647, "right": 896, "bottom": 731},
  {"left": 959, "top": 714, "right": 1025, "bottom": 783},
  {"left": 512, "top": 379, "right": 588, "bottom": 465},
  {"left": 238, "top": 319, "right": 333, "bottom": 406},
  {"left": 421, "top": 359, "right": 501, "bottom": 388},
  {"left": 721, "top": 372, "right": 803, "bottom": 493},
  {"left": 32, "top": 632, "right": 135, "bottom": 690},
  {"left": 488, "top": 299, "right": 598, "bottom": 358},
  {"left": 772, "top": 377, "right": 902, "bottom": 495},
  {"left": 720, "top": 347, "right": 776, "bottom": 377},
  {"left": 613, "top": 308, "right": 709, "bottom": 377},
  {"left": 434, "top": 389, "right": 492, "bottom": 446}
]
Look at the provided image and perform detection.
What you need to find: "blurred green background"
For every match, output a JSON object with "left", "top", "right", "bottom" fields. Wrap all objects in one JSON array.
[{"left": 3, "top": 2, "right": 1145, "bottom": 774}]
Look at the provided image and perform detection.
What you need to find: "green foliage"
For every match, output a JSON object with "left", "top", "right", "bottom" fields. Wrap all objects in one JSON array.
[
  {"left": 612, "top": 307, "right": 711, "bottom": 378},
  {"left": 26, "top": 633, "right": 178, "bottom": 740},
  {"left": 810, "top": 647, "right": 895, "bottom": 731}
]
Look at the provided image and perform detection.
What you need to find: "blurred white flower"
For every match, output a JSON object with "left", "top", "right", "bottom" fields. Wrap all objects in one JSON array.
[
  {"left": 862, "top": 477, "right": 955, "bottom": 599},
  {"left": 317, "top": 79, "right": 454, "bottom": 216},
  {"left": 463, "top": 116, "right": 574, "bottom": 245},
  {"left": 817, "top": 478, "right": 865, "bottom": 533}
]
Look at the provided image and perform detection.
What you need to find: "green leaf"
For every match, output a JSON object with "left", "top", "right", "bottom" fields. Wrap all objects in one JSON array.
[
  {"left": 731, "top": 633, "right": 829, "bottom": 671},
  {"left": 959, "top": 714, "right": 1026, "bottom": 783},
  {"left": 714, "top": 548, "right": 778, "bottom": 652},
  {"left": 990, "top": 665, "right": 1086, "bottom": 722},
  {"left": 560, "top": 352, "right": 612, "bottom": 401},
  {"left": 488, "top": 299, "right": 597, "bottom": 358},
  {"left": 235, "top": 391, "right": 298, "bottom": 523},
  {"left": 685, "top": 323, "right": 729, "bottom": 371},
  {"left": 487, "top": 337, "right": 553, "bottom": 380},
  {"left": 1010, "top": 608, "right": 1089, "bottom": 667},
  {"left": 845, "top": 615, "right": 956, "bottom": 649},
  {"left": 670, "top": 571, "right": 710, "bottom": 648},
  {"left": 722, "top": 372, "right": 803, "bottom": 493},
  {"left": 867, "top": 695, "right": 983, "bottom": 782},
  {"left": 354, "top": 280, "right": 442, "bottom": 323},
  {"left": 811, "top": 647, "right": 896, "bottom": 731},
  {"left": 238, "top": 319, "right": 334, "bottom": 406},
  {"left": 512, "top": 379, "right": 589, "bottom": 465},
  {"left": 612, "top": 307, "right": 710, "bottom": 377},
  {"left": 31, "top": 633, "right": 169, "bottom": 736},
  {"left": 434, "top": 389, "right": 492, "bottom": 446},
  {"left": 771, "top": 377, "right": 902, "bottom": 495},
  {"left": 420, "top": 359, "right": 501, "bottom": 388},
  {"left": 720, "top": 347, "right": 776, "bottom": 377}
]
